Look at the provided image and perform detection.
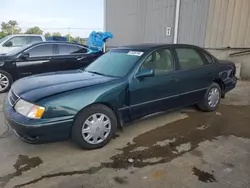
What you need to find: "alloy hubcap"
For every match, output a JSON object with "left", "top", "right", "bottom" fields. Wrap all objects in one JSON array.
[
  {"left": 0, "top": 73, "right": 9, "bottom": 91},
  {"left": 82, "top": 113, "right": 111, "bottom": 144},
  {"left": 208, "top": 88, "right": 220, "bottom": 108}
]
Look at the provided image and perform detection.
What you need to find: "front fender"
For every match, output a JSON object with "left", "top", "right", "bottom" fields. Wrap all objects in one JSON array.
[{"left": 38, "top": 80, "right": 128, "bottom": 119}]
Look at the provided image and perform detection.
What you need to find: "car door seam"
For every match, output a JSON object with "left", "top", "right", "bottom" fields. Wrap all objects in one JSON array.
[{"left": 118, "top": 87, "right": 208, "bottom": 111}]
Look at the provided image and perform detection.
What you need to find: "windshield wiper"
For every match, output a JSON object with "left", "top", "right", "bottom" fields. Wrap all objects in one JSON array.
[{"left": 86, "top": 71, "right": 106, "bottom": 76}]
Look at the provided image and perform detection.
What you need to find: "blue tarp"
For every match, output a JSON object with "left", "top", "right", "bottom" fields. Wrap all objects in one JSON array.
[{"left": 87, "top": 31, "right": 113, "bottom": 52}]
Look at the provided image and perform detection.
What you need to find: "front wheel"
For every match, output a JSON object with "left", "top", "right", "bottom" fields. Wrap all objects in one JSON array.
[
  {"left": 71, "top": 104, "right": 117, "bottom": 150},
  {"left": 0, "top": 70, "right": 13, "bottom": 93},
  {"left": 197, "top": 83, "right": 221, "bottom": 112}
]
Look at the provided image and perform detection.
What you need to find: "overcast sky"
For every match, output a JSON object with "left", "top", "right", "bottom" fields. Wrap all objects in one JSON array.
[{"left": 0, "top": 0, "right": 104, "bottom": 37}]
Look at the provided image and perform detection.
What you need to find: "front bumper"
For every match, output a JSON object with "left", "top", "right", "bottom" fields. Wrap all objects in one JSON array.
[{"left": 4, "top": 97, "right": 74, "bottom": 143}]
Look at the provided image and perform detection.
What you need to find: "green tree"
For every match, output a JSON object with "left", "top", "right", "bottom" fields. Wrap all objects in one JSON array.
[
  {"left": 1, "top": 20, "right": 21, "bottom": 35},
  {"left": 0, "top": 31, "right": 6, "bottom": 39},
  {"left": 25, "top": 26, "right": 43, "bottom": 34},
  {"left": 74, "top": 36, "right": 81, "bottom": 43},
  {"left": 52, "top": 32, "right": 61, "bottom": 36},
  {"left": 44, "top": 32, "right": 51, "bottom": 37},
  {"left": 65, "top": 34, "right": 74, "bottom": 42}
]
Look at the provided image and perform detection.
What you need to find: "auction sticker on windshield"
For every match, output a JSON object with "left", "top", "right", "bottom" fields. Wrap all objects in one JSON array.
[{"left": 127, "top": 51, "right": 144, "bottom": 56}]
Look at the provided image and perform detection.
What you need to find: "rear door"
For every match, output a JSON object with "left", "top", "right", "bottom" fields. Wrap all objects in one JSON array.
[
  {"left": 16, "top": 44, "right": 54, "bottom": 77},
  {"left": 172, "top": 47, "right": 215, "bottom": 105},
  {"left": 50, "top": 44, "right": 90, "bottom": 71}
]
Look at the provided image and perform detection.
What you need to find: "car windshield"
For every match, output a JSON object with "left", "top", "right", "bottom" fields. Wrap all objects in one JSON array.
[
  {"left": 5, "top": 43, "right": 33, "bottom": 56},
  {"left": 85, "top": 50, "right": 143, "bottom": 77},
  {"left": 0, "top": 36, "right": 10, "bottom": 43}
]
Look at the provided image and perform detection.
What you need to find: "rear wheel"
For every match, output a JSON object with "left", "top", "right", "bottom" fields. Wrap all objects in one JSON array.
[
  {"left": 0, "top": 70, "right": 13, "bottom": 93},
  {"left": 71, "top": 104, "right": 117, "bottom": 150},
  {"left": 197, "top": 83, "right": 221, "bottom": 112}
]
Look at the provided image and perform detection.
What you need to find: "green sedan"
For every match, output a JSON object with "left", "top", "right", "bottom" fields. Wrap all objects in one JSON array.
[{"left": 4, "top": 44, "right": 237, "bottom": 149}]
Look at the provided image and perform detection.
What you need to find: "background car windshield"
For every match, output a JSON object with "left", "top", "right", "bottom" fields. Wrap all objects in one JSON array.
[
  {"left": 0, "top": 36, "right": 10, "bottom": 43},
  {"left": 6, "top": 43, "right": 32, "bottom": 56},
  {"left": 85, "top": 51, "right": 141, "bottom": 77}
]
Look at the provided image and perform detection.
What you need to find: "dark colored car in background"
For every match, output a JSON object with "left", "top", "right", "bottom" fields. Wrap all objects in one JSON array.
[
  {"left": 4, "top": 44, "right": 237, "bottom": 150},
  {"left": 0, "top": 41, "right": 103, "bottom": 92}
]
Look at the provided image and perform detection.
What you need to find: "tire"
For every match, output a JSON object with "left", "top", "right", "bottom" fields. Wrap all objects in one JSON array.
[
  {"left": 0, "top": 70, "right": 13, "bottom": 93},
  {"left": 71, "top": 104, "right": 117, "bottom": 150},
  {"left": 221, "top": 93, "right": 226, "bottom": 98},
  {"left": 197, "top": 83, "right": 221, "bottom": 112}
]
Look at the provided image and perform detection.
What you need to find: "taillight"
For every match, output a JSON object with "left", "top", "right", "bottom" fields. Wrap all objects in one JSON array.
[{"left": 230, "top": 64, "right": 236, "bottom": 77}]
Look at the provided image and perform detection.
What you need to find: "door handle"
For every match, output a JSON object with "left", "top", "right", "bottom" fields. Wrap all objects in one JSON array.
[
  {"left": 170, "top": 78, "right": 178, "bottom": 83},
  {"left": 76, "top": 57, "right": 85, "bottom": 61}
]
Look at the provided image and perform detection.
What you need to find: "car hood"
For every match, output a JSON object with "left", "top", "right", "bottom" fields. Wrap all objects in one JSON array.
[{"left": 11, "top": 70, "right": 118, "bottom": 102}]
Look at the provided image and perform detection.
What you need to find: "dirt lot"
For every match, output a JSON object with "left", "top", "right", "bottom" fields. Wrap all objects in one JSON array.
[{"left": 0, "top": 81, "right": 250, "bottom": 188}]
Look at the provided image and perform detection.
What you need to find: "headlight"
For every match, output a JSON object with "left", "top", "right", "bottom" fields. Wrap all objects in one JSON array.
[{"left": 14, "top": 99, "right": 45, "bottom": 119}]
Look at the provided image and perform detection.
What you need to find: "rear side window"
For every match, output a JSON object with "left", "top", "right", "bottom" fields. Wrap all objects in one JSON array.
[
  {"left": 202, "top": 52, "right": 214, "bottom": 64},
  {"left": 29, "top": 36, "right": 43, "bottom": 43},
  {"left": 27, "top": 44, "right": 54, "bottom": 57},
  {"left": 72, "top": 47, "right": 88, "bottom": 54},
  {"left": 58, "top": 44, "right": 84, "bottom": 55},
  {"left": 176, "top": 48, "right": 204, "bottom": 70}
]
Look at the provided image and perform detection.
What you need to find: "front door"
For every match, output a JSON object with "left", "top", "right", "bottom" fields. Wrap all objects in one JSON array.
[
  {"left": 129, "top": 48, "right": 180, "bottom": 119},
  {"left": 16, "top": 44, "right": 54, "bottom": 78}
]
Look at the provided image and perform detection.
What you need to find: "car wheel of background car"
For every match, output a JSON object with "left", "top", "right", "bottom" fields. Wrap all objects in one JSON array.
[
  {"left": 71, "top": 104, "right": 117, "bottom": 150},
  {"left": 0, "top": 70, "right": 13, "bottom": 93},
  {"left": 197, "top": 83, "right": 221, "bottom": 112}
]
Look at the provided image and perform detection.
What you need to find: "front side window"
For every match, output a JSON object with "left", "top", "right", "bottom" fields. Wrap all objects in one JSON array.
[
  {"left": 27, "top": 44, "right": 53, "bottom": 57},
  {"left": 4, "top": 36, "right": 27, "bottom": 47},
  {"left": 85, "top": 50, "right": 141, "bottom": 77},
  {"left": 58, "top": 44, "right": 84, "bottom": 55},
  {"left": 176, "top": 48, "right": 204, "bottom": 70},
  {"left": 141, "top": 49, "right": 174, "bottom": 74}
]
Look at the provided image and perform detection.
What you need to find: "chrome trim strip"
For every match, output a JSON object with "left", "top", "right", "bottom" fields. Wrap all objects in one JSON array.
[
  {"left": 118, "top": 87, "right": 208, "bottom": 110},
  {"left": 8, "top": 90, "right": 20, "bottom": 107},
  {"left": 16, "top": 60, "right": 50, "bottom": 67},
  {"left": 118, "top": 106, "right": 129, "bottom": 111}
]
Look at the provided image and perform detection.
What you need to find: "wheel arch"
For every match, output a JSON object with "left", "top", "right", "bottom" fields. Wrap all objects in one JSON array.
[
  {"left": 73, "top": 102, "right": 123, "bottom": 129},
  {"left": 213, "top": 79, "right": 225, "bottom": 97}
]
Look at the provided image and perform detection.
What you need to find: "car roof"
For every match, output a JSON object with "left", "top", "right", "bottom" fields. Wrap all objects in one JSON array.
[
  {"left": 114, "top": 43, "right": 201, "bottom": 51},
  {"left": 31, "top": 41, "right": 88, "bottom": 47},
  {"left": 8, "top": 34, "right": 44, "bottom": 37}
]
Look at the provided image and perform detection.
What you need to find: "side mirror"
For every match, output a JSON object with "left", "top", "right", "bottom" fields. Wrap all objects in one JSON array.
[
  {"left": 135, "top": 68, "right": 154, "bottom": 79},
  {"left": 4, "top": 41, "right": 13, "bottom": 47},
  {"left": 19, "top": 52, "right": 30, "bottom": 59}
]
